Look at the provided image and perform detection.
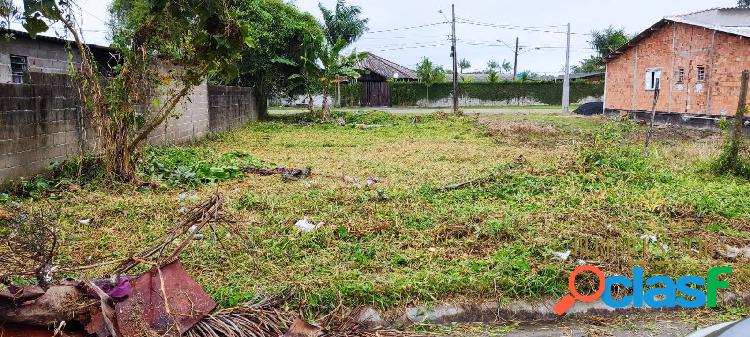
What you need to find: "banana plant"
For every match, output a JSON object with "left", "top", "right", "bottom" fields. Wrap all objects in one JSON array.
[{"left": 282, "top": 37, "right": 364, "bottom": 120}]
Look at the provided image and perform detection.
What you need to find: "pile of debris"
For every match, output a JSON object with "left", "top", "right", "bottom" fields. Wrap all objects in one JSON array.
[{"left": 0, "top": 193, "right": 423, "bottom": 337}]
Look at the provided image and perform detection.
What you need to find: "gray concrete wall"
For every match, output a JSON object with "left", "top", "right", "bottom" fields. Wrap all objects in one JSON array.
[
  {"left": 208, "top": 85, "right": 258, "bottom": 132},
  {"left": 0, "top": 79, "right": 257, "bottom": 182},
  {"left": 0, "top": 37, "right": 81, "bottom": 83}
]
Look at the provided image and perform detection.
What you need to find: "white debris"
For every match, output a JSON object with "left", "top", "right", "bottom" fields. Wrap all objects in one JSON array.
[
  {"left": 342, "top": 176, "right": 363, "bottom": 189},
  {"left": 193, "top": 234, "right": 205, "bottom": 240},
  {"left": 640, "top": 234, "right": 657, "bottom": 243},
  {"left": 295, "top": 217, "right": 323, "bottom": 233},
  {"left": 178, "top": 207, "right": 188, "bottom": 214},
  {"left": 576, "top": 259, "right": 587, "bottom": 265},
  {"left": 78, "top": 218, "right": 92, "bottom": 225},
  {"left": 553, "top": 250, "right": 571, "bottom": 261},
  {"left": 178, "top": 192, "right": 188, "bottom": 200}
]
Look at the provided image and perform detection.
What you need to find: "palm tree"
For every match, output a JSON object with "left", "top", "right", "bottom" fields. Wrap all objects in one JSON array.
[
  {"left": 319, "top": 0, "right": 369, "bottom": 108},
  {"left": 501, "top": 60, "right": 512, "bottom": 74},
  {"left": 459, "top": 58, "right": 471, "bottom": 74},
  {"left": 319, "top": 0, "right": 369, "bottom": 46}
]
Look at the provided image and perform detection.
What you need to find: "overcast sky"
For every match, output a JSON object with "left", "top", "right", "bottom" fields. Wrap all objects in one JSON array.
[{"left": 10, "top": 0, "right": 739, "bottom": 75}]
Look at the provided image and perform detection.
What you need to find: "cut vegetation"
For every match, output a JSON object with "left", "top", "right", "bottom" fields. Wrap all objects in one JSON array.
[{"left": 2, "top": 111, "right": 749, "bottom": 317}]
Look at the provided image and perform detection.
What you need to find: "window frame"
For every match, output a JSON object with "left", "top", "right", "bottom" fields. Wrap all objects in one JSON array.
[
  {"left": 644, "top": 68, "right": 662, "bottom": 91},
  {"left": 697, "top": 65, "right": 706, "bottom": 82},
  {"left": 9, "top": 54, "right": 28, "bottom": 84},
  {"left": 677, "top": 67, "right": 685, "bottom": 84}
]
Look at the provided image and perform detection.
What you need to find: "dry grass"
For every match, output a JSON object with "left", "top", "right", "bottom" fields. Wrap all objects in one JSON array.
[{"left": 3, "top": 111, "right": 749, "bottom": 319}]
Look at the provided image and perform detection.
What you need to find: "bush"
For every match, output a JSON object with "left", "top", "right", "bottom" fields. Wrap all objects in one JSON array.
[
  {"left": 578, "top": 121, "right": 651, "bottom": 177},
  {"left": 711, "top": 119, "right": 750, "bottom": 179},
  {"left": 139, "top": 147, "right": 263, "bottom": 187},
  {"left": 386, "top": 81, "right": 604, "bottom": 106}
]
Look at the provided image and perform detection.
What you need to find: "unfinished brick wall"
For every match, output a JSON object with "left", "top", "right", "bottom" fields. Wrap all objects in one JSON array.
[
  {"left": 605, "top": 21, "right": 750, "bottom": 117},
  {"left": 0, "top": 76, "right": 257, "bottom": 182}
]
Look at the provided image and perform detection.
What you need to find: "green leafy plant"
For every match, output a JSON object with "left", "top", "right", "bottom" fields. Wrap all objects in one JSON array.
[
  {"left": 140, "top": 147, "right": 263, "bottom": 187},
  {"left": 415, "top": 57, "right": 447, "bottom": 104}
]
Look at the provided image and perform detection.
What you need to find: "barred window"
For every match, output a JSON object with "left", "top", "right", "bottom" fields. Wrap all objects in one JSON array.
[{"left": 10, "top": 55, "right": 27, "bottom": 84}]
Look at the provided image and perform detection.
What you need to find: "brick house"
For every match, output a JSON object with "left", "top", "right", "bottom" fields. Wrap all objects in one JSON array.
[{"left": 604, "top": 8, "right": 750, "bottom": 126}]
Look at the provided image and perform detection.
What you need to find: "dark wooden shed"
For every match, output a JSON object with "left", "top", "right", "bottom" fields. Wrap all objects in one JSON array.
[{"left": 356, "top": 53, "right": 418, "bottom": 107}]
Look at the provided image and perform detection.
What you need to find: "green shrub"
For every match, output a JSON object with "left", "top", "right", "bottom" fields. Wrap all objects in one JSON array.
[
  {"left": 386, "top": 82, "right": 604, "bottom": 106},
  {"left": 140, "top": 147, "right": 263, "bottom": 187},
  {"left": 711, "top": 118, "right": 750, "bottom": 179}
]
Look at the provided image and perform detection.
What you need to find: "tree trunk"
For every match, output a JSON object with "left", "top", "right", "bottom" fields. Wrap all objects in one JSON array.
[
  {"left": 253, "top": 85, "right": 270, "bottom": 121},
  {"left": 321, "top": 87, "right": 330, "bottom": 120},
  {"left": 307, "top": 93, "right": 315, "bottom": 115},
  {"left": 426, "top": 85, "right": 430, "bottom": 106}
]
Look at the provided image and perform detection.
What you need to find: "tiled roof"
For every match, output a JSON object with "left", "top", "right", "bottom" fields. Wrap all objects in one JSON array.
[
  {"left": 605, "top": 8, "right": 750, "bottom": 62},
  {"left": 357, "top": 52, "right": 418, "bottom": 80}
]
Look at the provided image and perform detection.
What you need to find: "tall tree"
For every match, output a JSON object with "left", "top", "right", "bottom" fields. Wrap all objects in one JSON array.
[
  {"left": 573, "top": 26, "right": 629, "bottom": 73},
  {"left": 416, "top": 57, "right": 447, "bottom": 103},
  {"left": 739, "top": 0, "right": 750, "bottom": 8},
  {"left": 459, "top": 58, "right": 471, "bottom": 74},
  {"left": 319, "top": 0, "right": 368, "bottom": 108},
  {"left": 0, "top": 0, "right": 20, "bottom": 32},
  {"left": 24, "top": 0, "right": 251, "bottom": 180},
  {"left": 501, "top": 60, "right": 512, "bottom": 74},
  {"left": 223, "top": 0, "right": 324, "bottom": 120},
  {"left": 319, "top": 0, "right": 369, "bottom": 47}
]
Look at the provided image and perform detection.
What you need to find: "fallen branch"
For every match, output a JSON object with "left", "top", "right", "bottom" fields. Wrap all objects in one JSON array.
[
  {"left": 437, "top": 156, "right": 527, "bottom": 192},
  {"left": 114, "top": 192, "right": 224, "bottom": 274},
  {"left": 244, "top": 167, "right": 312, "bottom": 181}
]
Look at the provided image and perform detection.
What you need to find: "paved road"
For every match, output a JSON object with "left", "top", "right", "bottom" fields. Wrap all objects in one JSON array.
[{"left": 502, "top": 320, "right": 694, "bottom": 337}]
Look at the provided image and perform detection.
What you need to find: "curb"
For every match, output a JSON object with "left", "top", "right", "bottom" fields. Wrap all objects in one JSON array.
[{"left": 356, "top": 292, "right": 750, "bottom": 327}]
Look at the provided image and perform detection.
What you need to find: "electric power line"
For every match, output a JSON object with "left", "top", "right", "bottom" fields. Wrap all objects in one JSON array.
[
  {"left": 366, "top": 21, "right": 448, "bottom": 34},
  {"left": 456, "top": 18, "right": 592, "bottom": 36}
]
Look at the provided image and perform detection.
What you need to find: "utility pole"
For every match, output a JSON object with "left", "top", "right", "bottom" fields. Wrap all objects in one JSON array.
[
  {"left": 562, "top": 23, "right": 571, "bottom": 113},
  {"left": 513, "top": 37, "right": 519, "bottom": 80},
  {"left": 451, "top": 4, "right": 459, "bottom": 114}
]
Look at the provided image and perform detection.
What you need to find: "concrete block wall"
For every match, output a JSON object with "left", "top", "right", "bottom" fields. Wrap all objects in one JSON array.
[
  {"left": 0, "top": 83, "right": 87, "bottom": 180},
  {"left": 208, "top": 85, "right": 258, "bottom": 132},
  {"left": 0, "top": 78, "right": 257, "bottom": 182},
  {"left": 0, "top": 37, "right": 80, "bottom": 84}
]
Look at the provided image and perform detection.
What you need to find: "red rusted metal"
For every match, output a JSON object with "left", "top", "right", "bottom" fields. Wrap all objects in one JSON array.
[{"left": 115, "top": 260, "right": 216, "bottom": 337}]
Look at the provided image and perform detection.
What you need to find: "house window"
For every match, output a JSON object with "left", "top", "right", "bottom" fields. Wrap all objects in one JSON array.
[
  {"left": 677, "top": 67, "right": 685, "bottom": 83},
  {"left": 697, "top": 65, "right": 706, "bottom": 82},
  {"left": 10, "top": 55, "right": 27, "bottom": 84},
  {"left": 645, "top": 68, "right": 661, "bottom": 91}
]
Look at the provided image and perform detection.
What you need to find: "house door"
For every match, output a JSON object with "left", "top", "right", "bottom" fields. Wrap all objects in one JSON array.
[{"left": 361, "top": 81, "right": 390, "bottom": 107}]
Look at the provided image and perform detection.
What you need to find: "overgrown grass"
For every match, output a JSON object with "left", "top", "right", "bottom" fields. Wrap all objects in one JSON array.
[{"left": 2, "top": 111, "right": 748, "bottom": 317}]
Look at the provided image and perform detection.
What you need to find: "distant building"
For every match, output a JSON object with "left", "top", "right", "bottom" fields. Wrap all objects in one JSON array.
[
  {"left": 356, "top": 52, "right": 418, "bottom": 106},
  {"left": 604, "top": 8, "right": 750, "bottom": 125},
  {"left": 0, "top": 29, "right": 118, "bottom": 84}
]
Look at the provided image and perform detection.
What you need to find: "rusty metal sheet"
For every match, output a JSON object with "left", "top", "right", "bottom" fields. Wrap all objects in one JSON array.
[
  {"left": 0, "top": 286, "right": 46, "bottom": 305},
  {"left": 114, "top": 260, "right": 216, "bottom": 337}
]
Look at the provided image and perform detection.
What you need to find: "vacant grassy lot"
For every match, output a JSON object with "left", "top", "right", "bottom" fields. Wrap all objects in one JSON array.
[{"left": 3, "top": 111, "right": 749, "bottom": 316}]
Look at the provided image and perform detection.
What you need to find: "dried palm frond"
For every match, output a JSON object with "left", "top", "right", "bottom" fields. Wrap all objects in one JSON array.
[{"left": 185, "top": 295, "right": 294, "bottom": 337}]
